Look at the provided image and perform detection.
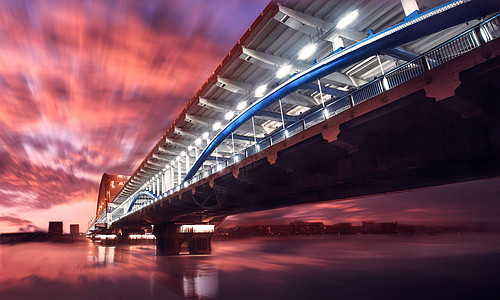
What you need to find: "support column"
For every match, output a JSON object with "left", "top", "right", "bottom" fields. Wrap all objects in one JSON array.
[
  {"left": 156, "top": 176, "right": 160, "bottom": 195},
  {"left": 185, "top": 155, "right": 190, "bottom": 180},
  {"left": 401, "top": 0, "right": 419, "bottom": 16},
  {"left": 161, "top": 172, "right": 165, "bottom": 193},
  {"left": 170, "top": 166, "right": 175, "bottom": 188},
  {"left": 177, "top": 161, "right": 182, "bottom": 185},
  {"left": 152, "top": 223, "right": 213, "bottom": 256},
  {"left": 153, "top": 223, "right": 179, "bottom": 255}
]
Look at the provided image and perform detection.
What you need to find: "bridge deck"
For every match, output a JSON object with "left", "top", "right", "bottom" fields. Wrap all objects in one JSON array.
[{"left": 113, "top": 36, "right": 500, "bottom": 229}]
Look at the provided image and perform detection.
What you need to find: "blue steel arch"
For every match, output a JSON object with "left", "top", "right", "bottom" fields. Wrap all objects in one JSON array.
[
  {"left": 127, "top": 190, "right": 156, "bottom": 212},
  {"left": 184, "top": 0, "right": 500, "bottom": 182}
]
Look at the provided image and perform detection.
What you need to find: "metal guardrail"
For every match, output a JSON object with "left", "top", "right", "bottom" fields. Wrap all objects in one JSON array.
[{"left": 109, "top": 13, "right": 500, "bottom": 224}]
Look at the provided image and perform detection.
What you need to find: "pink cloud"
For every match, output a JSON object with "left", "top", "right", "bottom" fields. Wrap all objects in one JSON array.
[{"left": 0, "top": 0, "right": 270, "bottom": 233}]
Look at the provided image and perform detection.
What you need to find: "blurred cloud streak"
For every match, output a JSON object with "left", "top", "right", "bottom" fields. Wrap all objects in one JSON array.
[{"left": 0, "top": 0, "right": 269, "bottom": 232}]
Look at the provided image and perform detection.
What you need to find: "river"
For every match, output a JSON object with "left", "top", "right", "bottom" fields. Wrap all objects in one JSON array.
[{"left": 1, "top": 234, "right": 499, "bottom": 299}]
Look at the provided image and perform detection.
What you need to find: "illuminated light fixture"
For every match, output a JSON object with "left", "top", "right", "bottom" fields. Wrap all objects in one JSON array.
[
  {"left": 176, "top": 156, "right": 181, "bottom": 161},
  {"left": 180, "top": 151, "right": 186, "bottom": 156},
  {"left": 236, "top": 101, "right": 247, "bottom": 111},
  {"left": 255, "top": 85, "right": 267, "bottom": 97},
  {"left": 298, "top": 43, "right": 317, "bottom": 60},
  {"left": 178, "top": 224, "right": 215, "bottom": 233},
  {"left": 212, "top": 122, "right": 222, "bottom": 131},
  {"left": 225, "top": 111, "right": 235, "bottom": 120},
  {"left": 323, "top": 108, "right": 329, "bottom": 120},
  {"left": 195, "top": 138, "right": 202, "bottom": 145},
  {"left": 276, "top": 64, "right": 292, "bottom": 79},
  {"left": 202, "top": 132, "right": 210, "bottom": 139},
  {"left": 382, "top": 77, "right": 390, "bottom": 90},
  {"left": 336, "top": 9, "right": 359, "bottom": 29},
  {"left": 187, "top": 145, "right": 193, "bottom": 151},
  {"left": 479, "top": 27, "right": 490, "bottom": 42}
]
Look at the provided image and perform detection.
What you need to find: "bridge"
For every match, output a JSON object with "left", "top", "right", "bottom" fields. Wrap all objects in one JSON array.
[{"left": 88, "top": 0, "right": 500, "bottom": 255}]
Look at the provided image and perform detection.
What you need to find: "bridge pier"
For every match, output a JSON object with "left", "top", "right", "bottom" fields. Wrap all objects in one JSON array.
[{"left": 153, "top": 223, "right": 212, "bottom": 256}]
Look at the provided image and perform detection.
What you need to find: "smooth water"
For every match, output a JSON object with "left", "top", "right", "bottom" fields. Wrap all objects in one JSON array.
[{"left": 1, "top": 235, "right": 499, "bottom": 299}]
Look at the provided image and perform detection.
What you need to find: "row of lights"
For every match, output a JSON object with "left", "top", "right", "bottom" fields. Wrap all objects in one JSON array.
[
  {"left": 137, "top": 9, "right": 363, "bottom": 197},
  {"left": 114, "top": 10, "right": 366, "bottom": 222},
  {"left": 207, "top": 11, "right": 360, "bottom": 137}
]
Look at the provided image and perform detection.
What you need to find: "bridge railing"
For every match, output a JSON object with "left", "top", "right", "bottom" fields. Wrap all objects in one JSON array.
[{"left": 110, "top": 13, "right": 500, "bottom": 224}]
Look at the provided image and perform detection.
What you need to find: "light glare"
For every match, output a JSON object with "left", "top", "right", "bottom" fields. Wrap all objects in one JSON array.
[
  {"left": 276, "top": 65, "right": 292, "bottom": 79},
  {"left": 212, "top": 122, "right": 221, "bottom": 131},
  {"left": 255, "top": 85, "right": 267, "bottom": 97},
  {"left": 336, "top": 10, "right": 359, "bottom": 29},
  {"left": 225, "top": 111, "right": 235, "bottom": 120},
  {"left": 237, "top": 101, "right": 247, "bottom": 111},
  {"left": 298, "top": 44, "right": 317, "bottom": 60}
]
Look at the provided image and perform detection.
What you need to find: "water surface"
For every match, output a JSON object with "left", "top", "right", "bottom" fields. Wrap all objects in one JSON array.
[{"left": 1, "top": 235, "right": 499, "bottom": 299}]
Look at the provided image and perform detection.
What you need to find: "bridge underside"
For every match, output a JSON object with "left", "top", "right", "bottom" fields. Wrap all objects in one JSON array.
[{"left": 113, "top": 40, "right": 500, "bottom": 254}]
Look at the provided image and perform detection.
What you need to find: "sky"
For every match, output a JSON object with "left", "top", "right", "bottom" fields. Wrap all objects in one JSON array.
[{"left": 0, "top": 0, "right": 498, "bottom": 234}]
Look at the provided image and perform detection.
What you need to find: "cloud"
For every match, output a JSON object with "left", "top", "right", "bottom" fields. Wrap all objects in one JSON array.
[
  {"left": 0, "top": 0, "right": 270, "bottom": 232},
  {"left": 224, "top": 178, "right": 500, "bottom": 226},
  {"left": 0, "top": 215, "right": 41, "bottom": 232}
]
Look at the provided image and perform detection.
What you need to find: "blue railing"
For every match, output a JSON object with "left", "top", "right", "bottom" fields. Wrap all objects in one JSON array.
[{"left": 108, "top": 12, "right": 500, "bottom": 225}]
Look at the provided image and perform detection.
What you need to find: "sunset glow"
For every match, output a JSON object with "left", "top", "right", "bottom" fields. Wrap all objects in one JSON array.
[
  {"left": 0, "top": 0, "right": 269, "bottom": 233},
  {"left": 0, "top": 0, "right": 499, "bottom": 235}
]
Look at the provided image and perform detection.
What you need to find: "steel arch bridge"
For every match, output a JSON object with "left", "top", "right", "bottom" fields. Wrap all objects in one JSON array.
[{"left": 88, "top": 0, "right": 500, "bottom": 247}]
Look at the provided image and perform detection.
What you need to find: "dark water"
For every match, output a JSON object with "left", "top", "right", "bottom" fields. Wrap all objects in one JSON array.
[{"left": 1, "top": 235, "right": 500, "bottom": 299}]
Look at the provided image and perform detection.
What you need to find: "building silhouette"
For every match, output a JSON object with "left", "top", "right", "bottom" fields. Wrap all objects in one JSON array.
[
  {"left": 70, "top": 224, "right": 79, "bottom": 235},
  {"left": 48, "top": 221, "right": 63, "bottom": 235}
]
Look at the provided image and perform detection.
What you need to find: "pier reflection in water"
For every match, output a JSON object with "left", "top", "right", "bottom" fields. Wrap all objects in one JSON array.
[{"left": 1, "top": 235, "right": 500, "bottom": 299}]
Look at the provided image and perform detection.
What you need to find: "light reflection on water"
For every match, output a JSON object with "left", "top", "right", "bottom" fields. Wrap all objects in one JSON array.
[{"left": 1, "top": 235, "right": 500, "bottom": 299}]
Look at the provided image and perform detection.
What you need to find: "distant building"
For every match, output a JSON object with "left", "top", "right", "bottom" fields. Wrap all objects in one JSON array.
[
  {"left": 70, "top": 224, "right": 79, "bottom": 235},
  {"left": 289, "top": 221, "right": 324, "bottom": 234},
  {"left": 329, "top": 223, "right": 353, "bottom": 234},
  {"left": 380, "top": 222, "right": 398, "bottom": 234},
  {"left": 362, "top": 221, "right": 380, "bottom": 234},
  {"left": 48, "top": 221, "right": 63, "bottom": 235}
]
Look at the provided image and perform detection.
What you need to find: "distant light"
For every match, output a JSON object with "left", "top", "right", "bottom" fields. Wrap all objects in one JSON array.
[
  {"left": 212, "top": 122, "right": 222, "bottom": 131},
  {"left": 178, "top": 225, "right": 214, "bottom": 233},
  {"left": 187, "top": 145, "right": 193, "bottom": 151},
  {"left": 237, "top": 101, "right": 247, "bottom": 111},
  {"left": 180, "top": 151, "right": 186, "bottom": 156},
  {"left": 202, "top": 132, "right": 210, "bottom": 139},
  {"left": 255, "top": 85, "right": 267, "bottom": 97},
  {"left": 298, "top": 43, "right": 317, "bottom": 60},
  {"left": 225, "top": 111, "right": 235, "bottom": 120},
  {"left": 276, "top": 65, "right": 292, "bottom": 79},
  {"left": 170, "top": 160, "right": 176, "bottom": 165},
  {"left": 176, "top": 156, "right": 180, "bottom": 161},
  {"left": 336, "top": 10, "right": 359, "bottom": 29},
  {"left": 195, "top": 138, "right": 202, "bottom": 145}
]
